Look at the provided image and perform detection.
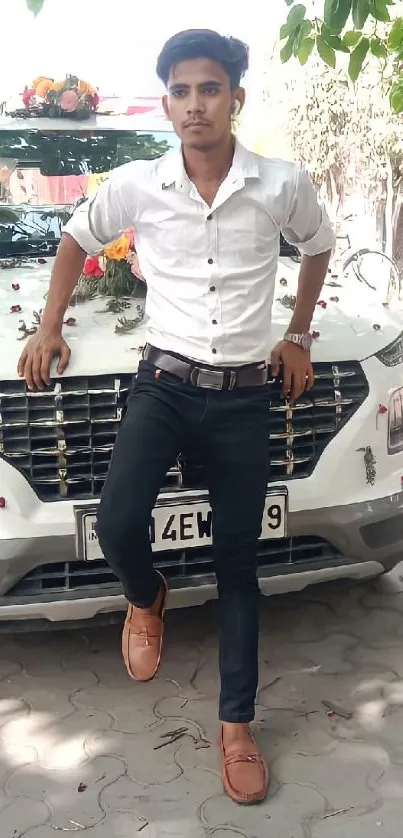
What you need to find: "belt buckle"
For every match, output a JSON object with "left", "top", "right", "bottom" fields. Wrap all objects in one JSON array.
[{"left": 191, "top": 367, "right": 225, "bottom": 390}]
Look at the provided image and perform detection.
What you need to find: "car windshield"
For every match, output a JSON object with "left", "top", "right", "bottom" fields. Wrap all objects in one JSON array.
[{"left": 0, "top": 128, "right": 179, "bottom": 258}]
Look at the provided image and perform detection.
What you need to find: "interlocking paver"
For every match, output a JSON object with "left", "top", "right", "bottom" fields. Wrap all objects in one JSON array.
[{"left": 2, "top": 567, "right": 403, "bottom": 836}]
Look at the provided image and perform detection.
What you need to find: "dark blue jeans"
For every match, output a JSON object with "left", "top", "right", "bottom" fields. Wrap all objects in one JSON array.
[{"left": 97, "top": 360, "right": 270, "bottom": 723}]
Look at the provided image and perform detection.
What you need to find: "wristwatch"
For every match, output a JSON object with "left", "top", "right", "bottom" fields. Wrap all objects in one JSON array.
[{"left": 284, "top": 332, "right": 313, "bottom": 351}]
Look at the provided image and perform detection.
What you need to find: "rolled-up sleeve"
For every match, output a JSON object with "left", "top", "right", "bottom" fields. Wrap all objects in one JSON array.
[
  {"left": 281, "top": 165, "right": 335, "bottom": 256},
  {"left": 63, "top": 164, "right": 135, "bottom": 255}
]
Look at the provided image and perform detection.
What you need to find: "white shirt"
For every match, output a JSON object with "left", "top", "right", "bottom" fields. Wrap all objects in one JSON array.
[{"left": 64, "top": 140, "right": 334, "bottom": 366}]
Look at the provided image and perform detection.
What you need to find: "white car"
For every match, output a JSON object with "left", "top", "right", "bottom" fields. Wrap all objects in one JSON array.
[{"left": 1, "top": 114, "right": 403, "bottom": 627}]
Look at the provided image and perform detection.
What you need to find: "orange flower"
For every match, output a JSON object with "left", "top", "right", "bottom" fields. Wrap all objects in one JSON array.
[
  {"left": 104, "top": 234, "right": 130, "bottom": 261},
  {"left": 33, "top": 75, "right": 52, "bottom": 87},
  {"left": 35, "top": 78, "right": 53, "bottom": 98},
  {"left": 78, "top": 80, "right": 96, "bottom": 96},
  {"left": 50, "top": 80, "right": 66, "bottom": 92}
]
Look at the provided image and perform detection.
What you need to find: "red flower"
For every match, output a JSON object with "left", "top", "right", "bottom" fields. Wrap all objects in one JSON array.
[
  {"left": 317, "top": 300, "right": 327, "bottom": 309},
  {"left": 83, "top": 256, "right": 104, "bottom": 278},
  {"left": 311, "top": 330, "right": 320, "bottom": 339},
  {"left": 0, "top": 497, "right": 6, "bottom": 509},
  {"left": 10, "top": 305, "right": 21, "bottom": 313},
  {"left": 64, "top": 317, "right": 77, "bottom": 327},
  {"left": 378, "top": 404, "right": 388, "bottom": 415},
  {"left": 22, "top": 87, "right": 35, "bottom": 108},
  {"left": 12, "top": 283, "right": 20, "bottom": 291},
  {"left": 38, "top": 258, "right": 47, "bottom": 264},
  {"left": 329, "top": 296, "right": 339, "bottom": 303},
  {"left": 91, "top": 92, "right": 100, "bottom": 111}
]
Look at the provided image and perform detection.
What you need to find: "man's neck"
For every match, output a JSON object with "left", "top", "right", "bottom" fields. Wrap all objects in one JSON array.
[{"left": 182, "top": 136, "right": 235, "bottom": 184}]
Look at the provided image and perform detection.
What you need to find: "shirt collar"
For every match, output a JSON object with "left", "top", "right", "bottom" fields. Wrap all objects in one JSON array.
[{"left": 156, "top": 137, "right": 260, "bottom": 192}]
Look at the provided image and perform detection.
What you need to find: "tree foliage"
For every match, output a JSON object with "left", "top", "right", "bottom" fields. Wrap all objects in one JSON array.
[
  {"left": 282, "top": 54, "right": 403, "bottom": 270},
  {"left": 26, "top": 0, "right": 45, "bottom": 13},
  {"left": 279, "top": 0, "right": 403, "bottom": 112}
]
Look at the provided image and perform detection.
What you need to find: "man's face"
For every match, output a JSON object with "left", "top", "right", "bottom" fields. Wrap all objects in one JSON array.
[{"left": 162, "top": 58, "right": 243, "bottom": 151}]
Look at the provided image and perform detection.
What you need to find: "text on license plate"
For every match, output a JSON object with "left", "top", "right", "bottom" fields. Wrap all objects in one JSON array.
[{"left": 78, "top": 494, "right": 287, "bottom": 562}]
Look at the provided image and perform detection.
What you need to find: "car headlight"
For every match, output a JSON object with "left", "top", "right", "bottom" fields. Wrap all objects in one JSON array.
[
  {"left": 388, "top": 387, "right": 403, "bottom": 454},
  {"left": 376, "top": 332, "right": 403, "bottom": 367}
]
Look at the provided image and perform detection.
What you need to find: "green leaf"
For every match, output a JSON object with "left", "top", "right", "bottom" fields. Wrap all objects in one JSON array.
[
  {"left": 325, "top": 32, "right": 351, "bottom": 51},
  {"left": 0, "top": 208, "right": 20, "bottom": 223},
  {"left": 369, "top": 0, "right": 390, "bottom": 21},
  {"left": 286, "top": 4, "right": 307, "bottom": 30},
  {"left": 298, "top": 36, "right": 315, "bottom": 64},
  {"left": 352, "top": 0, "right": 370, "bottom": 27},
  {"left": 343, "top": 30, "right": 363, "bottom": 47},
  {"left": 370, "top": 36, "right": 387, "bottom": 57},
  {"left": 280, "top": 35, "right": 295, "bottom": 62},
  {"left": 317, "top": 34, "right": 337, "bottom": 67},
  {"left": 284, "top": 0, "right": 294, "bottom": 6},
  {"left": 348, "top": 35, "right": 369, "bottom": 81},
  {"left": 325, "top": 0, "right": 352, "bottom": 33},
  {"left": 26, "top": 0, "right": 45, "bottom": 13},
  {"left": 388, "top": 17, "right": 403, "bottom": 50},
  {"left": 280, "top": 23, "right": 291, "bottom": 39},
  {"left": 293, "top": 18, "right": 312, "bottom": 52},
  {"left": 390, "top": 82, "right": 403, "bottom": 113},
  {"left": 324, "top": 0, "right": 336, "bottom": 25}
]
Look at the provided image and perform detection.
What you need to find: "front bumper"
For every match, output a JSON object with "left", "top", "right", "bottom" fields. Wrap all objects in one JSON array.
[{"left": 0, "top": 492, "right": 401, "bottom": 624}]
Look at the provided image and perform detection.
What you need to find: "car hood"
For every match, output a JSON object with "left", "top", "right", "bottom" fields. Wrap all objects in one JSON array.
[{"left": 0, "top": 255, "right": 401, "bottom": 380}]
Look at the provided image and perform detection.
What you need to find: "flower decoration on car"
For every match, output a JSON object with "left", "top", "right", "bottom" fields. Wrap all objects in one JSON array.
[
  {"left": 72, "top": 229, "right": 146, "bottom": 325},
  {"left": 12, "top": 75, "right": 99, "bottom": 120}
]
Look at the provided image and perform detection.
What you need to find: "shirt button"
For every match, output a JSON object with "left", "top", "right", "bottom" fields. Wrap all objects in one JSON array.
[
  {"left": 212, "top": 319, "right": 217, "bottom": 324},
  {"left": 210, "top": 285, "right": 216, "bottom": 292},
  {"left": 207, "top": 214, "right": 213, "bottom": 221},
  {"left": 208, "top": 257, "right": 214, "bottom": 264},
  {"left": 212, "top": 348, "right": 217, "bottom": 354}
]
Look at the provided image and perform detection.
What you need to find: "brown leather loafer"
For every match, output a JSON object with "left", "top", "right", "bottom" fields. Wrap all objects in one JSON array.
[
  {"left": 122, "top": 572, "right": 168, "bottom": 682},
  {"left": 220, "top": 726, "right": 269, "bottom": 804}
]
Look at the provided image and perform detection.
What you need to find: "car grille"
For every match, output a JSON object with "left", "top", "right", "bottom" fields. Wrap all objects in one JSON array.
[
  {"left": 0, "top": 362, "right": 368, "bottom": 501},
  {"left": 5, "top": 536, "right": 342, "bottom": 599}
]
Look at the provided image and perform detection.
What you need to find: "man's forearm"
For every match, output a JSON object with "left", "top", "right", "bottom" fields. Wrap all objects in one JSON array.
[
  {"left": 41, "top": 233, "right": 87, "bottom": 331},
  {"left": 287, "top": 250, "right": 331, "bottom": 333}
]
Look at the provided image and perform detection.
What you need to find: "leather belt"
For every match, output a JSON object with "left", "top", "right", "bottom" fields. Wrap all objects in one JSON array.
[{"left": 143, "top": 344, "right": 268, "bottom": 390}]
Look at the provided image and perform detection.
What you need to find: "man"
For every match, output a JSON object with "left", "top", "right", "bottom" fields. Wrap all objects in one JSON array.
[{"left": 18, "top": 29, "right": 334, "bottom": 804}]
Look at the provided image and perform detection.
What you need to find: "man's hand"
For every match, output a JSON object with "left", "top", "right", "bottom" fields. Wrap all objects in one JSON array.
[
  {"left": 271, "top": 340, "right": 314, "bottom": 401},
  {"left": 17, "top": 327, "right": 71, "bottom": 391}
]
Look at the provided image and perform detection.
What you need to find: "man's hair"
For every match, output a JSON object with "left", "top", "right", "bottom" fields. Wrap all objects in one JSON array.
[{"left": 156, "top": 29, "right": 249, "bottom": 89}]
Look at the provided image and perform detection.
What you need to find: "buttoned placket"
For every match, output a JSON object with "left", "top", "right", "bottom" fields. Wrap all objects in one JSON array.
[{"left": 167, "top": 167, "right": 249, "bottom": 364}]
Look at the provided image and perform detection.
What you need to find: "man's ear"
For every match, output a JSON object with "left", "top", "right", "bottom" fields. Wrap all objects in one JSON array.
[
  {"left": 235, "top": 87, "right": 246, "bottom": 114},
  {"left": 162, "top": 94, "right": 170, "bottom": 120}
]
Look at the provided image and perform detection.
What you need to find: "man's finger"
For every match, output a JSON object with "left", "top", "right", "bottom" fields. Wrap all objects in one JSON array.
[
  {"left": 32, "top": 352, "right": 45, "bottom": 390},
  {"left": 306, "top": 366, "right": 315, "bottom": 390},
  {"left": 17, "top": 350, "right": 27, "bottom": 378},
  {"left": 40, "top": 350, "right": 52, "bottom": 386},
  {"left": 281, "top": 366, "right": 292, "bottom": 397},
  {"left": 57, "top": 342, "right": 71, "bottom": 375},
  {"left": 270, "top": 348, "right": 281, "bottom": 378},
  {"left": 24, "top": 357, "right": 35, "bottom": 391},
  {"left": 291, "top": 375, "right": 305, "bottom": 402}
]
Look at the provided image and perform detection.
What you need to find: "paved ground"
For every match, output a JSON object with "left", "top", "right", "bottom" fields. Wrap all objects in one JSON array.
[{"left": 2, "top": 569, "right": 403, "bottom": 837}]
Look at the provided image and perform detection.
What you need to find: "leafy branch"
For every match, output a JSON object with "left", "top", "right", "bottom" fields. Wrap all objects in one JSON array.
[
  {"left": 279, "top": 1, "right": 403, "bottom": 112},
  {"left": 26, "top": 0, "right": 45, "bottom": 13}
]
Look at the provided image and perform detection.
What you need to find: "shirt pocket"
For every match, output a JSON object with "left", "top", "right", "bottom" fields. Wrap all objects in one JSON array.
[{"left": 218, "top": 197, "right": 279, "bottom": 264}]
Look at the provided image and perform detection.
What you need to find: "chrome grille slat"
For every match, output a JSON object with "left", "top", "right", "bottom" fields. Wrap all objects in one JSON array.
[{"left": 0, "top": 364, "right": 369, "bottom": 501}]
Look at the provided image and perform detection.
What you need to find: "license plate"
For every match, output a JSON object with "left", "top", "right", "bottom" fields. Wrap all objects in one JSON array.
[{"left": 75, "top": 490, "right": 287, "bottom": 562}]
